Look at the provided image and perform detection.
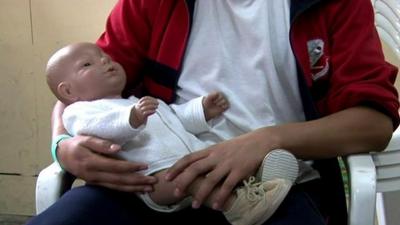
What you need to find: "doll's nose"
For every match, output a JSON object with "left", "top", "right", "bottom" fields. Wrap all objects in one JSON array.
[{"left": 101, "top": 55, "right": 111, "bottom": 64}]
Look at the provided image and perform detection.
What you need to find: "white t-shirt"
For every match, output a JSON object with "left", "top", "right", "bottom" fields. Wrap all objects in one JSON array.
[{"left": 175, "top": 0, "right": 318, "bottom": 183}]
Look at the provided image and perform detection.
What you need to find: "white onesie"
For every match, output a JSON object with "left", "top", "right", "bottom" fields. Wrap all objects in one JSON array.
[{"left": 63, "top": 96, "right": 210, "bottom": 176}]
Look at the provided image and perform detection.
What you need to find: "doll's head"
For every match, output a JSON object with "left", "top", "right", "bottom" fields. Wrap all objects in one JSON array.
[{"left": 46, "top": 42, "right": 126, "bottom": 104}]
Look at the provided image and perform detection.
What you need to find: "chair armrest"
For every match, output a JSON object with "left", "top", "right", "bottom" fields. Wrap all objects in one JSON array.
[
  {"left": 345, "top": 153, "right": 377, "bottom": 225},
  {"left": 35, "top": 162, "right": 76, "bottom": 214}
]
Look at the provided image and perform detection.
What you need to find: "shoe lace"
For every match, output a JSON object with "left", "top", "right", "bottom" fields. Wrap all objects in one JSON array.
[{"left": 242, "top": 176, "right": 266, "bottom": 202}]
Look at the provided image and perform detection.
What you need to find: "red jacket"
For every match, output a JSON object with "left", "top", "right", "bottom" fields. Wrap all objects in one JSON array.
[
  {"left": 97, "top": 0, "right": 399, "bottom": 126},
  {"left": 96, "top": 2, "right": 399, "bottom": 223}
]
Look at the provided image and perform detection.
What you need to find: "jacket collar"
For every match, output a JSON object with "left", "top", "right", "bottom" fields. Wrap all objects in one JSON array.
[{"left": 290, "top": 0, "right": 323, "bottom": 23}]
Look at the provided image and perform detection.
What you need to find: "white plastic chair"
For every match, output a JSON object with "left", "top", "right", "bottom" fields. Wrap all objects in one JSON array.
[
  {"left": 345, "top": 0, "right": 400, "bottom": 225},
  {"left": 346, "top": 129, "right": 400, "bottom": 225},
  {"left": 35, "top": 161, "right": 74, "bottom": 213},
  {"left": 373, "top": 0, "right": 400, "bottom": 59},
  {"left": 35, "top": 0, "right": 400, "bottom": 223}
]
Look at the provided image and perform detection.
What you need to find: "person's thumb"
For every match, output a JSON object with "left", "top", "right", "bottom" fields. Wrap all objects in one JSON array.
[{"left": 82, "top": 135, "right": 121, "bottom": 155}]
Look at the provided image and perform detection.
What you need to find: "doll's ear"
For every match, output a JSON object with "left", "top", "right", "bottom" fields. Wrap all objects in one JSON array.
[{"left": 57, "top": 82, "right": 78, "bottom": 103}]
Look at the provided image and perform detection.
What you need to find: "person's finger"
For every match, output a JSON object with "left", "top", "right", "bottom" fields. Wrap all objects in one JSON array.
[
  {"left": 85, "top": 169, "right": 157, "bottom": 186},
  {"left": 80, "top": 153, "right": 157, "bottom": 188},
  {"left": 171, "top": 157, "right": 215, "bottom": 198},
  {"left": 87, "top": 154, "right": 149, "bottom": 174},
  {"left": 79, "top": 135, "right": 121, "bottom": 155},
  {"left": 212, "top": 171, "right": 241, "bottom": 210},
  {"left": 165, "top": 150, "right": 209, "bottom": 181},
  {"left": 191, "top": 166, "right": 229, "bottom": 208}
]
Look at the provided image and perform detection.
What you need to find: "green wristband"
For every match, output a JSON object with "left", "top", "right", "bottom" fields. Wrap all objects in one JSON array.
[{"left": 51, "top": 134, "right": 72, "bottom": 170}]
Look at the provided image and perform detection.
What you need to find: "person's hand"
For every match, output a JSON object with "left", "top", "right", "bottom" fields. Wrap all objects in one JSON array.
[
  {"left": 130, "top": 96, "right": 159, "bottom": 127},
  {"left": 165, "top": 128, "right": 274, "bottom": 210},
  {"left": 58, "top": 135, "right": 157, "bottom": 192}
]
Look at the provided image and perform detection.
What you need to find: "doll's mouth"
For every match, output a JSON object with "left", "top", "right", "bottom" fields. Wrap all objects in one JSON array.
[{"left": 105, "top": 66, "right": 117, "bottom": 74}]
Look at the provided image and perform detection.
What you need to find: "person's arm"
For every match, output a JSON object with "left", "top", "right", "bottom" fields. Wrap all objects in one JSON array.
[
  {"left": 53, "top": 100, "right": 157, "bottom": 192},
  {"left": 166, "top": 0, "right": 399, "bottom": 209},
  {"left": 166, "top": 106, "right": 393, "bottom": 209},
  {"left": 51, "top": 101, "right": 68, "bottom": 139}
]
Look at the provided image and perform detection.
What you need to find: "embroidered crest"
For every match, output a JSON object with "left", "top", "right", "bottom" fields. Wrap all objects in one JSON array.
[{"left": 307, "top": 39, "right": 329, "bottom": 81}]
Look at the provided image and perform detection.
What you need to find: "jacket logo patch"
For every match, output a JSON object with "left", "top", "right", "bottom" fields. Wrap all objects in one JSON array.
[{"left": 307, "top": 39, "right": 329, "bottom": 81}]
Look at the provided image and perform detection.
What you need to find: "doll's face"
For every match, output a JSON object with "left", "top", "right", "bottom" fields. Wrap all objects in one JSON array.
[{"left": 53, "top": 43, "right": 126, "bottom": 102}]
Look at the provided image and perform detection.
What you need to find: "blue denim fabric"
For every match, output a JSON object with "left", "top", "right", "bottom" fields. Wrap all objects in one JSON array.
[{"left": 26, "top": 179, "right": 327, "bottom": 225}]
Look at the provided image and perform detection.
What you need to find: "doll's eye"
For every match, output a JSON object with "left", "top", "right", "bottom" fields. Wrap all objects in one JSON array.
[{"left": 83, "top": 62, "right": 91, "bottom": 67}]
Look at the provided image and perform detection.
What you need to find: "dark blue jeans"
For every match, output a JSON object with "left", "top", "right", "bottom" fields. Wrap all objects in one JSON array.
[{"left": 27, "top": 179, "right": 327, "bottom": 225}]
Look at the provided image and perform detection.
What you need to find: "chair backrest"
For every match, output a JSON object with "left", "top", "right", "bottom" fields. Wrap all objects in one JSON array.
[
  {"left": 371, "top": 0, "right": 400, "bottom": 193},
  {"left": 372, "top": 0, "right": 400, "bottom": 59},
  {"left": 371, "top": 1, "right": 400, "bottom": 224}
]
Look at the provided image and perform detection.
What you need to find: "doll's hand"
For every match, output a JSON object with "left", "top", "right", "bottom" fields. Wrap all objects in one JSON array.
[
  {"left": 202, "top": 92, "right": 229, "bottom": 121},
  {"left": 130, "top": 96, "right": 159, "bottom": 128}
]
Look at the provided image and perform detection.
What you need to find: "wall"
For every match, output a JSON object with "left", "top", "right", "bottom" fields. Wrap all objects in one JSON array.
[{"left": 0, "top": 0, "right": 117, "bottom": 215}]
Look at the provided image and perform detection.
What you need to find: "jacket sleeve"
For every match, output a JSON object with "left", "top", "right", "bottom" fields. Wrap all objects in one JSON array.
[
  {"left": 96, "top": 0, "right": 154, "bottom": 94},
  {"left": 321, "top": 0, "right": 399, "bottom": 128}
]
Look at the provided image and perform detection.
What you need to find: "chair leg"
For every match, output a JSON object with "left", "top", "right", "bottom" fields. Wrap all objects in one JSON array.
[{"left": 376, "top": 193, "right": 387, "bottom": 225}]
